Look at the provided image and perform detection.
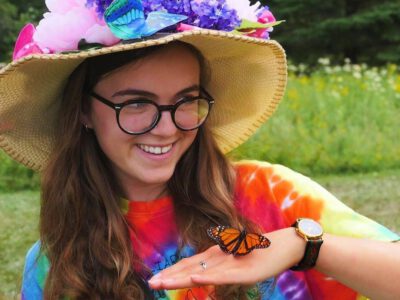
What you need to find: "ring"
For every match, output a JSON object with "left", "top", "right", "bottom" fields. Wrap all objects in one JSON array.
[{"left": 199, "top": 260, "right": 207, "bottom": 271}]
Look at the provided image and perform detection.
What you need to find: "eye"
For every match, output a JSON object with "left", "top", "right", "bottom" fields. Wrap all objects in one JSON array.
[
  {"left": 130, "top": 102, "right": 148, "bottom": 109},
  {"left": 123, "top": 101, "right": 153, "bottom": 114}
]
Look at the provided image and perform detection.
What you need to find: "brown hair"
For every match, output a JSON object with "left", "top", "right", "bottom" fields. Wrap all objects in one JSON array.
[{"left": 40, "top": 41, "right": 257, "bottom": 299}]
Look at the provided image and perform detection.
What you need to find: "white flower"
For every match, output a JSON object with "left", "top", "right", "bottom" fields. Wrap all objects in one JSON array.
[{"left": 225, "top": 0, "right": 262, "bottom": 21}]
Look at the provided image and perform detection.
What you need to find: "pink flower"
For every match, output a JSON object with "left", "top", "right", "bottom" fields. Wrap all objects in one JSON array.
[
  {"left": 32, "top": 0, "right": 119, "bottom": 53},
  {"left": 177, "top": 23, "right": 201, "bottom": 32},
  {"left": 13, "top": 24, "right": 48, "bottom": 61},
  {"left": 45, "top": 0, "right": 86, "bottom": 14},
  {"left": 246, "top": 8, "right": 276, "bottom": 39},
  {"left": 257, "top": 9, "right": 276, "bottom": 24},
  {"left": 84, "top": 24, "right": 120, "bottom": 45}
]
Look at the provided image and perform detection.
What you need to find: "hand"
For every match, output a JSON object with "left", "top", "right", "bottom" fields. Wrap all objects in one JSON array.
[{"left": 148, "top": 228, "right": 305, "bottom": 290}]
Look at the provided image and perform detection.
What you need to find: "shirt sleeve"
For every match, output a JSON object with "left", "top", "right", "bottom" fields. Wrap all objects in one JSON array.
[
  {"left": 264, "top": 162, "right": 399, "bottom": 241},
  {"left": 235, "top": 160, "right": 399, "bottom": 241},
  {"left": 234, "top": 160, "right": 399, "bottom": 300},
  {"left": 21, "top": 241, "right": 49, "bottom": 300}
]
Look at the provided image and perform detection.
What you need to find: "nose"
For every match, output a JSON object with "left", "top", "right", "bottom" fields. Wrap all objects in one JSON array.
[{"left": 150, "top": 110, "right": 178, "bottom": 136}]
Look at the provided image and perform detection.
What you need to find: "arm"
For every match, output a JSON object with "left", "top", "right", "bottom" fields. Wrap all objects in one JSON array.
[
  {"left": 316, "top": 234, "right": 400, "bottom": 299},
  {"left": 149, "top": 161, "right": 400, "bottom": 299},
  {"left": 149, "top": 228, "right": 400, "bottom": 300}
]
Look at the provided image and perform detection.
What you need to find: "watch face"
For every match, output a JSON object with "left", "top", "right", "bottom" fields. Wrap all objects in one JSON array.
[{"left": 298, "top": 219, "right": 323, "bottom": 238}]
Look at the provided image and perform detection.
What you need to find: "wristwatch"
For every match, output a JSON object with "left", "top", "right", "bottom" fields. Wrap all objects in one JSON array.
[{"left": 290, "top": 218, "right": 324, "bottom": 271}]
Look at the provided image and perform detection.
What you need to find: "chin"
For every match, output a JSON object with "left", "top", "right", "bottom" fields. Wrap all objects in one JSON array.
[{"left": 139, "top": 168, "right": 175, "bottom": 185}]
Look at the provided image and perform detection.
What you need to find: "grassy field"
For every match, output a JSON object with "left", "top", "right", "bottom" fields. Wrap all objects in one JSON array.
[
  {"left": 0, "top": 170, "right": 399, "bottom": 298},
  {"left": 0, "top": 191, "right": 40, "bottom": 299}
]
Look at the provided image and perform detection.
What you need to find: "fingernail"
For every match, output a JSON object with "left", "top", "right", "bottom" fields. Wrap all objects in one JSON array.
[{"left": 151, "top": 273, "right": 161, "bottom": 280}]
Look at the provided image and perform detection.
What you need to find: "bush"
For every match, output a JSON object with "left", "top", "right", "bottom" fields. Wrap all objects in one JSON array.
[
  {"left": 0, "top": 151, "right": 40, "bottom": 192},
  {"left": 230, "top": 61, "right": 400, "bottom": 175}
]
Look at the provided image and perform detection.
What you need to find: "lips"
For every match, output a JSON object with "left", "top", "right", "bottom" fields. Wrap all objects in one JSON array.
[{"left": 137, "top": 144, "right": 173, "bottom": 155}]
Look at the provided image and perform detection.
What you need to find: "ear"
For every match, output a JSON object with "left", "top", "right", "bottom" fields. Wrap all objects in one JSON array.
[{"left": 80, "top": 112, "right": 93, "bottom": 129}]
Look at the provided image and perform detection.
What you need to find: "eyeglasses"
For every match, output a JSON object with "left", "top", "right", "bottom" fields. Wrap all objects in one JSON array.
[{"left": 90, "top": 88, "right": 214, "bottom": 135}]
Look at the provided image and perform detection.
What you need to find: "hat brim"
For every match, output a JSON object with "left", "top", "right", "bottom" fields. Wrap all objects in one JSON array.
[{"left": 0, "top": 29, "right": 287, "bottom": 171}]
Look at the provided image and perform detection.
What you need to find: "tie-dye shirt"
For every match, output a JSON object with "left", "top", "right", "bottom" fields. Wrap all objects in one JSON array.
[{"left": 21, "top": 160, "right": 399, "bottom": 299}]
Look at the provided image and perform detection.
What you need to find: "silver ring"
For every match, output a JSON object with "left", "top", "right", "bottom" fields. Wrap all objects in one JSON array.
[{"left": 199, "top": 260, "right": 207, "bottom": 271}]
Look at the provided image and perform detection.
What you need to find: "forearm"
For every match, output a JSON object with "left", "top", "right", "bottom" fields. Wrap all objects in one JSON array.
[{"left": 316, "top": 234, "right": 400, "bottom": 299}]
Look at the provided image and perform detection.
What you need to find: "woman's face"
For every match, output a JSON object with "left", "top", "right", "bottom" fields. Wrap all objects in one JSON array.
[{"left": 84, "top": 45, "right": 200, "bottom": 200}]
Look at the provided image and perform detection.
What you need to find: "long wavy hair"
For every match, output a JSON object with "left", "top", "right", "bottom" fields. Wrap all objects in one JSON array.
[{"left": 40, "top": 41, "right": 258, "bottom": 299}]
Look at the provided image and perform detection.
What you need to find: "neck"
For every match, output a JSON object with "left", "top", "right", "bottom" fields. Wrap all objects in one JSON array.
[{"left": 123, "top": 182, "right": 168, "bottom": 202}]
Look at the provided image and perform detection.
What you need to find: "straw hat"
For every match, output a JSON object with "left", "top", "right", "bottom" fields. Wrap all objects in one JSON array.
[{"left": 0, "top": 2, "right": 287, "bottom": 172}]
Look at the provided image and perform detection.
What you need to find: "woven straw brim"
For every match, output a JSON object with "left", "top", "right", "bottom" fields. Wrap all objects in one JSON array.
[{"left": 0, "top": 29, "right": 287, "bottom": 172}]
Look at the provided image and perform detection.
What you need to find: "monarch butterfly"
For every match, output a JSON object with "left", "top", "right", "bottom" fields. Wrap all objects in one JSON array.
[{"left": 207, "top": 225, "right": 271, "bottom": 256}]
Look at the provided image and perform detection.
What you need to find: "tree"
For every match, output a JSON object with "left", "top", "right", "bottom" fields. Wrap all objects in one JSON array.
[
  {"left": 0, "top": 0, "right": 45, "bottom": 62},
  {"left": 261, "top": 0, "right": 400, "bottom": 65}
]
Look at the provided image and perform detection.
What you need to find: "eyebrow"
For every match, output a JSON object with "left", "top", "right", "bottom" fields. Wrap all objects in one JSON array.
[{"left": 112, "top": 84, "right": 201, "bottom": 99}]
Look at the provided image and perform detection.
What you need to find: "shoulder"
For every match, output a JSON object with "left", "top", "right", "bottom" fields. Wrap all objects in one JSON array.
[
  {"left": 232, "top": 160, "right": 295, "bottom": 230},
  {"left": 233, "top": 159, "right": 316, "bottom": 194}
]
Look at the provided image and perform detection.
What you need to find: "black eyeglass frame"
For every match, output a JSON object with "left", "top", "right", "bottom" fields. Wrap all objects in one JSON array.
[{"left": 90, "top": 88, "right": 215, "bottom": 135}]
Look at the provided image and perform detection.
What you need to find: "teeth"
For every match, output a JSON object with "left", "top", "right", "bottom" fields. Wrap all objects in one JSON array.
[{"left": 139, "top": 144, "right": 172, "bottom": 155}]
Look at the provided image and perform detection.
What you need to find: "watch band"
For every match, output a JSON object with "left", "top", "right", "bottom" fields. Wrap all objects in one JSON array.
[{"left": 290, "top": 239, "right": 323, "bottom": 271}]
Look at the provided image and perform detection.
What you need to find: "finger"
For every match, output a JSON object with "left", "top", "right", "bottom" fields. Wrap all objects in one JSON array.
[
  {"left": 149, "top": 274, "right": 198, "bottom": 290},
  {"left": 150, "top": 257, "right": 242, "bottom": 290}
]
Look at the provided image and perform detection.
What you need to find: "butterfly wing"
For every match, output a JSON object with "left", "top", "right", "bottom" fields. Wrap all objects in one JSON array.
[
  {"left": 207, "top": 226, "right": 243, "bottom": 255},
  {"left": 104, "top": 0, "right": 146, "bottom": 39},
  {"left": 105, "top": 0, "right": 187, "bottom": 40},
  {"left": 234, "top": 232, "right": 271, "bottom": 256},
  {"left": 141, "top": 11, "right": 188, "bottom": 37}
]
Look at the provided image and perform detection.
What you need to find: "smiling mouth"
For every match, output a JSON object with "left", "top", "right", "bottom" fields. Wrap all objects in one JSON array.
[{"left": 137, "top": 144, "right": 173, "bottom": 155}]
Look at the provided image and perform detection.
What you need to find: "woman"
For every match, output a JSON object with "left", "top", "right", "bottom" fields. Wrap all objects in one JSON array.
[{"left": 0, "top": 0, "right": 399, "bottom": 299}]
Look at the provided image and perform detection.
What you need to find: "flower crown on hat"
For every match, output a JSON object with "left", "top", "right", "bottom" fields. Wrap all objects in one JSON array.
[{"left": 13, "top": 0, "right": 283, "bottom": 61}]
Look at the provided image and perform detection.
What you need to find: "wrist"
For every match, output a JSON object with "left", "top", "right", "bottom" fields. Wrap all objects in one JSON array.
[
  {"left": 264, "top": 227, "right": 306, "bottom": 268},
  {"left": 290, "top": 218, "right": 324, "bottom": 271}
]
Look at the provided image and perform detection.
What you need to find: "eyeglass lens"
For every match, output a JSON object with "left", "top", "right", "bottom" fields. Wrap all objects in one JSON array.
[{"left": 119, "top": 98, "right": 210, "bottom": 134}]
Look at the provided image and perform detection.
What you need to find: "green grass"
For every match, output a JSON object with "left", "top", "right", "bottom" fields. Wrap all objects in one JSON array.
[
  {"left": 0, "top": 191, "right": 40, "bottom": 299},
  {"left": 314, "top": 169, "right": 400, "bottom": 233},
  {"left": 0, "top": 170, "right": 399, "bottom": 297}
]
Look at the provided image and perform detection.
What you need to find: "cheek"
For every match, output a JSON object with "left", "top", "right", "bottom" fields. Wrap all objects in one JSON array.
[
  {"left": 182, "top": 130, "right": 198, "bottom": 149},
  {"left": 90, "top": 107, "right": 130, "bottom": 149}
]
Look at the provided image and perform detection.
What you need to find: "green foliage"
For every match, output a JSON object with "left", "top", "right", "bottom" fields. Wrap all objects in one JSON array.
[
  {"left": 230, "top": 61, "right": 400, "bottom": 175},
  {"left": 1, "top": 0, "right": 399, "bottom": 65},
  {"left": 261, "top": 0, "right": 400, "bottom": 65},
  {"left": 0, "top": 2, "right": 18, "bottom": 61},
  {"left": 0, "top": 151, "right": 40, "bottom": 192},
  {"left": 0, "top": 0, "right": 45, "bottom": 62}
]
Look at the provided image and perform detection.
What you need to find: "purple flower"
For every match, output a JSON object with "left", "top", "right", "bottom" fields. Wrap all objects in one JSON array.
[
  {"left": 142, "top": 0, "right": 240, "bottom": 31},
  {"left": 86, "top": 0, "right": 113, "bottom": 18}
]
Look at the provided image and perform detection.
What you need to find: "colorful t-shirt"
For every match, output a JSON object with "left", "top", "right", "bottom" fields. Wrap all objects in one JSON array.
[{"left": 21, "top": 161, "right": 399, "bottom": 299}]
